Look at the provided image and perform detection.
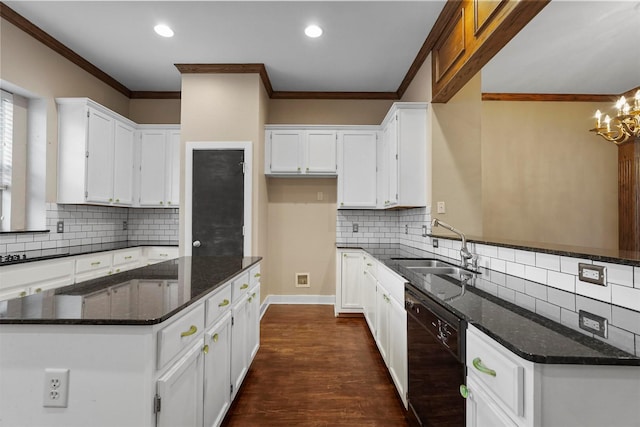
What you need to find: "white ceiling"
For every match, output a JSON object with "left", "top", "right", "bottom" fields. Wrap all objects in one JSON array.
[{"left": 4, "top": 0, "right": 639, "bottom": 95}]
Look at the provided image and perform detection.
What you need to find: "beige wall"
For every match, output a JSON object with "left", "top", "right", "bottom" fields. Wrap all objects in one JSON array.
[
  {"left": 1, "top": 19, "right": 130, "bottom": 202},
  {"left": 264, "top": 98, "right": 391, "bottom": 297},
  {"left": 268, "top": 99, "right": 392, "bottom": 125},
  {"left": 179, "top": 73, "right": 270, "bottom": 298},
  {"left": 431, "top": 73, "right": 483, "bottom": 237},
  {"left": 400, "top": 54, "right": 431, "bottom": 103},
  {"left": 129, "top": 98, "right": 181, "bottom": 124},
  {"left": 267, "top": 178, "right": 337, "bottom": 296},
  {"left": 481, "top": 101, "right": 618, "bottom": 249},
  {"left": 10, "top": 94, "right": 28, "bottom": 230}
]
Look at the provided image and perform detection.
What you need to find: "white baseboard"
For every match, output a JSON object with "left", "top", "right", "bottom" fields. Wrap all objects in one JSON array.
[{"left": 259, "top": 294, "right": 335, "bottom": 319}]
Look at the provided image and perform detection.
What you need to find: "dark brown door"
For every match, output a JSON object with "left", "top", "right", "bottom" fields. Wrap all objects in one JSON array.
[{"left": 192, "top": 150, "right": 244, "bottom": 256}]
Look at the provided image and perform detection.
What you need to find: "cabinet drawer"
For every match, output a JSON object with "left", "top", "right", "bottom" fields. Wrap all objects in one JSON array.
[
  {"left": 466, "top": 328, "right": 524, "bottom": 417},
  {"left": 205, "top": 285, "right": 232, "bottom": 327},
  {"left": 249, "top": 264, "right": 261, "bottom": 288},
  {"left": 112, "top": 248, "right": 142, "bottom": 271},
  {"left": 231, "top": 271, "right": 251, "bottom": 303},
  {"left": 75, "top": 253, "right": 113, "bottom": 281},
  {"left": 145, "top": 246, "right": 178, "bottom": 264},
  {"left": 1, "top": 258, "right": 74, "bottom": 291},
  {"left": 157, "top": 304, "right": 205, "bottom": 370},
  {"left": 377, "top": 263, "right": 405, "bottom": 305}
]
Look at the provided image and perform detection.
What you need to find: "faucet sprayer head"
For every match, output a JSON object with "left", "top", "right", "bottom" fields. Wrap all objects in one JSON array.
[{"left": 431, "top": 218, "right": 439, "bottom": 227}]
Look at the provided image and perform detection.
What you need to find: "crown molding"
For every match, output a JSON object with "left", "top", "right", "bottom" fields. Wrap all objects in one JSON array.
[
  {"left": 175, "top": 63, "right": 274, "bottom": 97},
  {"left": 270, "top": 91, "right": 398, "bottom": 100},
  {"left": 0, "top": 2, "right": 132, "bottom": 98},
  {"left": 130, "top": 91, "right": 181, "bottom": 100}
]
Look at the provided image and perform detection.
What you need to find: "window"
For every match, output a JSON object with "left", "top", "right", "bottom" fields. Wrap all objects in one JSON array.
[{"left": 0, "top": 89, "right": 13, "bottom": 230}]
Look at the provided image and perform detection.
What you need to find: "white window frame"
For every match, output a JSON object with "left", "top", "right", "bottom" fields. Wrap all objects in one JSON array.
[{"left": 0, "top": 89, "right": 13, "bottom": 231}]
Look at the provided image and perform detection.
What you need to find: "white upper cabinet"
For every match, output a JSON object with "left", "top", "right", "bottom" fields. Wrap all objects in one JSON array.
[
  {"left": 57, "top": 98, "right": 136, "bottom": 206},
  {"left": 338, "top": 130, "right": 378, "bottom": 209},
  {"left": 113, "top": 121, "right": 135, "bottom": 205},
  {"left": 379, "top": 103, "right": 428, "bottom": 209},
  {"left": 135, "top": 126, "right": 180, "bottom": 208},
  {"left": 57, "top": 98, "right": 179, "bottom": 208},
  {"left": 265, "top": 128, "right": 337, "bottom": 176}
]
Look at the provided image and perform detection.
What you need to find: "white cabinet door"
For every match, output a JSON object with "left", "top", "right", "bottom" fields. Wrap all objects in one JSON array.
[
  {"left": 466, "top": 377, "right": 518, "bottom": 427},
  {"left": 166, "top": 130, "right": 181, "bottom": 207},
  {"left": 338, "top": 252, "right": 363, "bottom": 312},
  {"left": 338, "top": 131, "right": 377, "bottom": 208},
  {"left": 376, "top": 288, "right": 390, "bottom": 364},
  {"left": 136, "top": 280, "right": 165, "bottom": 319},
  {"left": 157, "top": 339, "right": 205, "bottom": 427},
  {"left": 363, "top": 269, "right": 377, "bottom": 335},
  {"left": 269, "top": 130, "right": 302, "bottom": 173},
  {"left": 389, "top": 294, "right": 407, "bottom": 408},
  {"left": 109, "top": 282, "right": 132, "bottom": 318},
  {"left": 247, "top": 283, "right": 261, "bottom": 362},
  {"left": 381, "top": 115, "right": 399, "bottom": 208},
  {"left": 230, "top": 296, "right": 249, "bottom": 399},
  {"left": 85, "top": 108, "right": 114, "bottom": 203},
  {"left": 139, "top": 130, "right": 167, "bottom": 207},
  {"left": 204, "top": 313, "right": 232, "bottom": 427},
  {"left": 305, "top": 130, "right": 337, "bottom": 173},
  {"left": 82, "top": 289, "right": 110, "bottom": 319},
  {"left": 113, "top": 121, "right": 135, "bottom": 205}
]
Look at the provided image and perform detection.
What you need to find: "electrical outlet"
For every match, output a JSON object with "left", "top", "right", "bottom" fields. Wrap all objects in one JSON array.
[
  {"left": 437, "top": 201, "right": 446, "bottom": 214},
  {"left": 352, "top": 223, "right": 359, "bottom": 233},
  {"left": 56, "top": 221, "right": 64, "bottom": 233},
  {"left": 432, "top": 238, "right": 439, "bottom": 248},
  {"left": 578, "top": 263, "right": 606, "bottom": 286},
  {"left": 43, "top": 368, "right": 69, "bottom": 408},
  {"left": 422, "top": 224, "right": 428, "bottom": 237},
  {"left": 578, "top": 310, "right": 608, "bottom": 338}
]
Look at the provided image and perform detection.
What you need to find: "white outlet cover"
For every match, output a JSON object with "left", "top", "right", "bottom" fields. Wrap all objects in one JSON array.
[
  {"left": 43, "top": 368, "right": 69, "bottom": 408},
  {"left": 437, "top": 201, "right": 446, "bottom": 214}
]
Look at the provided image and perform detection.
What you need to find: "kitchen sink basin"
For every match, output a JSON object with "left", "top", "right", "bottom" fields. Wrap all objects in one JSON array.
[
  {"left": 390, "top": 258, "right": 456, "bottom": 268},
  {"left": 406, "top": 266, "right": 468, "bottom": 276},
  {"left": 390, "top": 258, "right": 478, "bottom": 276}
]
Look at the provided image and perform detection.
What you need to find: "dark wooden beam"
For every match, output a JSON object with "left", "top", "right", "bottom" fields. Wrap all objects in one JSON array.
[
  {"left": 130, "top": 91, "right": 181, "bottom": 100},
  {"left": 432, "top": 0, "right": 550, "bottom": 103},
  {"left": 482, "top": 93, "right": 618, "bottom": 102}
]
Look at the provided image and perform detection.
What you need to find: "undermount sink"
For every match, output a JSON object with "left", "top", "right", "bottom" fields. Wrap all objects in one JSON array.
[
  {"left": 390, "top": 258, "right": 477, "bottom": 276},
  {"left": 390, "top": 258, "right": 456, "bottom": 268}
]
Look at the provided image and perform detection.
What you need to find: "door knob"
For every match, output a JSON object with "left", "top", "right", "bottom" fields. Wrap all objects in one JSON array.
[{"left": 192, "top": 240, "right": 201, "bottom": 248}]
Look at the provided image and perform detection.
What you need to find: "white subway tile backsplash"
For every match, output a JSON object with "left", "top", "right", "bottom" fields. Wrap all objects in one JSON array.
[
  {"left": 576, "top": 278, "right": 612, "bottom": 303},
  {"left": 560, "top": 308, "right": 581, "bottom": 332},
  {"left": 612, "top": 306, "right": 640, "bottom": 335},
  {"left": 535, "top": 300, "right": 561, "bottom": 323},
  {"left": 635, "top": 267, "right": 640, "bottom": 289},
  {"left": 596, "top": 325, "right": 636, "bottom": 356},
  {"left": 611, "top": 285, "right": 640, "bottom": 312},
  {"left": 490, "top": 258, "right": 506, "bottom": 273},
  {"left": 595, "top": 261, "right": 634, "bottom": 288},
  {"left": 547, "top": 287, "right": 576, "bottom": 311},
  {"left": 525, "top": 281, "right": 548, "bottom": 300},
  {"left": 547, "top": 270, "right": 576, "bottom": 293},
  {"left": 525, "top": 265, "right": 547, "bottom": 285},
  {"left": 497, "top": 247, "right": 515, "bottom": 262},
  {"left": 536, "top": 253, "right": 560, "bottom": 272},
  {"left": 515, "top": 249, "right": 536, "bottom": 266},
  {"left": 506, "top": 261, "right": 525, "bottom": 279}
]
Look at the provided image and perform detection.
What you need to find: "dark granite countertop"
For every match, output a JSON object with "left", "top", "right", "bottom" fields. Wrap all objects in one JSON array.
[
  {"left": 429, "top": 233, "right": 640, "bottom": 267},
  {"left": 0, "top": 240, "right": 179, "bottom": 266},
  {"left": 339, "top": 244, "right": 640, "bottom": 366},
  {"left": 0, "top": 256, "right": 261, "bottom": 325}
]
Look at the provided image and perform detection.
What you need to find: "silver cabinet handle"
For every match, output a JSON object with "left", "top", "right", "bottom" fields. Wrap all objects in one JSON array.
[{"left": 193, "top": 240, "right": 201, "bottom": 248}]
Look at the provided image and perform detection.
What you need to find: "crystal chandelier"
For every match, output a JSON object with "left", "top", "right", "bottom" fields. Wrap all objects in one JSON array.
[{"left": 590, "top": 90, "right": 640, "bottom": 144}]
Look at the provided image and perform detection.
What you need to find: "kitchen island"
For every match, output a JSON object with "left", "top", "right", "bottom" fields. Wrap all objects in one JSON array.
[{"left": 0, "top": 255, "right": 261, "bottom": 427}]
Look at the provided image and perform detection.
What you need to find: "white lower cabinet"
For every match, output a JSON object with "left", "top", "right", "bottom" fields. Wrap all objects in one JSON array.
[
  {"left": 335, "top": 250, "right": 407, "bottom": 409},
  {"left": 157, "top": 338, "right": 205, "bottom": 427},
  {"left": 204, "top": 312, "right": 232, "bottom": 427},
  {"left": 335, "top": 250, "right": 363, "bottom": 315},
  {"left": 466, "top": 376, "right": 517, "bottom": 427},
  {"left": 465, "top": 324, "right": 640, "bottom": 427}
]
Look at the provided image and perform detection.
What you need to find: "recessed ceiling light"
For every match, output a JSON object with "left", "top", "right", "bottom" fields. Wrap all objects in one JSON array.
[
  {"left": 304, "top": 25, "right": 323, "bottom": 38},
  {"left": 154, "top": 24, "right": 174, "bottom": 38}
]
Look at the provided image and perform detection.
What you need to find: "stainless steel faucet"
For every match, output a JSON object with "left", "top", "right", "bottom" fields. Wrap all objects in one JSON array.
[{"left": 431, "top": 218, "right": 475, "bottom": 268}]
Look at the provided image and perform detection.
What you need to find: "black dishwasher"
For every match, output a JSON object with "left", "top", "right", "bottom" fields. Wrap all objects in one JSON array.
[{"left": 405, "top": 284, "right": 466, "bottom": 426}]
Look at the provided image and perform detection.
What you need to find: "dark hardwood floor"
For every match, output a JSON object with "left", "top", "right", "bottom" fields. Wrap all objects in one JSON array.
[{"left": 221, "top": 304, "right": 409, "bottom": 427}]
